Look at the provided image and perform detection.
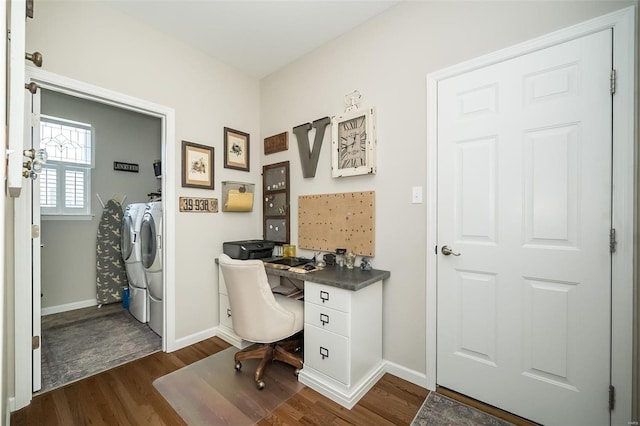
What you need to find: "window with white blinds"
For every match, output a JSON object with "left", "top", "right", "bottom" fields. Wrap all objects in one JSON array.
[{"left": 40, "top": 115, "right": 94, "bottom": 217}]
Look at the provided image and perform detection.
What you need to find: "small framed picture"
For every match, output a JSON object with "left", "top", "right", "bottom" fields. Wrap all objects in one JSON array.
[
  {"left": 224, "top": 127, "right": 250, "bottom": 171},
  {"left": 182, "top": 140, "right": 214, "bottom": 189}
]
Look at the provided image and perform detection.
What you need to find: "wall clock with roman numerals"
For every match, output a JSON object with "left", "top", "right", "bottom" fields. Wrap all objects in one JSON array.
[{"left": 331, "top": 106, "right": 376, "bottom": 177}]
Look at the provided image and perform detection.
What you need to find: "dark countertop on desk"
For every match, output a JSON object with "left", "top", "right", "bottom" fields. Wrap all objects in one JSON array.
[
  {"left": 215, "top": 257, "right": 390, "bottom": 291},
  {"left": 265, "top": 264, "right": 390, "bottom": 291}
]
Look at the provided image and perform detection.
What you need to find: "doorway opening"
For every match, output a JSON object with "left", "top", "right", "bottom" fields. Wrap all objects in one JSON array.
[
  {"left": 36, "top": 88, "right": 163, "bottom": 393},
  {"left": 425, "top": 6, "right": 635, "bottom": 426},
  {"left": 14, "top": 67, "right": 176, "bottom": 409}
]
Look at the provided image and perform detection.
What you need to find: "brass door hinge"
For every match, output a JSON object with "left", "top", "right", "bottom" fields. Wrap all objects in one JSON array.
[
  {"left": 610, "top": 69, "right": 616, "bottom": 95},
  {"left": 609, "top": 385, "right": 615, "bottom": 411},
  {"left": 610, "top": 228, "right": 617, "bottom": 253},
  {"left": 32, "top": 335, "right": 40, "bottom": 350},
  {"left": 26, "top": 0, "right": 34, "bottom": 19}
]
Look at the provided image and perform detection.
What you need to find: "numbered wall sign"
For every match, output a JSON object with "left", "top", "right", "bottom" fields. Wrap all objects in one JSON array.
[{"left": 179, "top": 197, "right": 219, "bottom": 213}]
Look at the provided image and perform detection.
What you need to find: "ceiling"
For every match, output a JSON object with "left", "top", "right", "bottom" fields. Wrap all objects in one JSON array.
[{"left": 108, "top": 1, "right": 399, "bottom": 79}]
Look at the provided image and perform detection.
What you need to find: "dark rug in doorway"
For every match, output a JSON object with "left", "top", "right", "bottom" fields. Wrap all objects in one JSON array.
[
  {"left": 40, "top": 304, "right": 161, "bottom": 393},
  {"left": 154, "top": 346, "right": 304, "bottom": 425},
  {"left": 412, "top": 392, "right": 515, "bottom": 426}
]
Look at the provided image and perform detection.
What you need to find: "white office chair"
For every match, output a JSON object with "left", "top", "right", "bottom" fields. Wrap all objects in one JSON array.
[{"left": 218, "top": 253, "right": 304, "bottom": 389}]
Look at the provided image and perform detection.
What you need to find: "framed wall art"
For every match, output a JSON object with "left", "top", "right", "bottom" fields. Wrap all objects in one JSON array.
[
  {"left": 224, "top": 127, "right": 250, "bottom": 171},
  {"left": 264, "top": 131, "right": 288, "bottom": 155},
  {"left": 182, "top": 140, "right": 214, "bottom": 189}
]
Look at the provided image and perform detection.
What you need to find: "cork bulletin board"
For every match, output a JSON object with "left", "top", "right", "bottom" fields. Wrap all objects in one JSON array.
[{"left": 298, "top": 191, "right": 375, "bottom": 256}]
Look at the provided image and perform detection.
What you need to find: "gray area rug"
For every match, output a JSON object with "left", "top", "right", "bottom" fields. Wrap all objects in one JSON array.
[
  {"left": 154, "top": 346, "right": 304, "bottom": 425},
  {"left": 412, "top": 392, "right": 515, "bottom": 426},
  {"left": 40, "top": 303, "right": 161, "bottom": 393}
]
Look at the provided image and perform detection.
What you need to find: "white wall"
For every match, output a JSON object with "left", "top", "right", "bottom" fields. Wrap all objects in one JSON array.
[
  {"left": 25, "top": 1, "right": 262, "bottom": 341},
  {"left": 260, "top": 0, "right": 636, "bottom": 374},
  {"left": 20, "top": 0, "right": 636, "bottom": 389},
  {"left": 40, "top": 89, "right": 161, "bottom": 309}
]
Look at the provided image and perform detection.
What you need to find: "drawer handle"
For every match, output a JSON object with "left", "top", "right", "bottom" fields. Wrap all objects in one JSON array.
[
  {"left": 320, "top": 313, "right": 329, "bottom": 326},
  {"left": 227, "top": 308, "right": 232, "bottom": 318},
  {"left": 320, "top": 346, "right": 329, "bottom": 360},
  {"left": 320, "top": 290, "right": 329, "bottom": 303}
]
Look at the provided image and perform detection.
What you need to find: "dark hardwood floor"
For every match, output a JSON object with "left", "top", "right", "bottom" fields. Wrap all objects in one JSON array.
[{"left": 11, "top": 336, "right": 429, "bottom": 425}]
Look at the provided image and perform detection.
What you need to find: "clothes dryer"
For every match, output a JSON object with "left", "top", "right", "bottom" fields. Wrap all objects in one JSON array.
[
  {"left": 121, "top": 203, "right": 148, "bottom": 323},
  {"left": 140, "top": 201, "right": 163, "bottom": 336}
]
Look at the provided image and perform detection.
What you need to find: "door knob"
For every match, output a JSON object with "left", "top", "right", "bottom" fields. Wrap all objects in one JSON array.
[
  {"left": 25, "top": 82, "right": 38, "bottom": 94},
  {"left": 441, "top": 245, "right": 461, "bottom": 256},
  {"left": 25, "top": 51, "right": 43, "bottom": 67}
]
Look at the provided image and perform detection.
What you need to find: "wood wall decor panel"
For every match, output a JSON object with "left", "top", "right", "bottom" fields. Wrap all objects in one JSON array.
[{"left": 298, "top": 191, "right": 375, "bottom": 256}]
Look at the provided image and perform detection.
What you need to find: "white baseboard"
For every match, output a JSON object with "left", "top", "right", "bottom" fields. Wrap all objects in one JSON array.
[
  {"left": 165, "top": 330, "right": 432, "bottom": 396},
  {"left": 167, "top": 326, "right": 218, "bottom": 352},
  {"left": 215, "top": 326, "right": 253, "bottom": 350},
  {"left": 41, "top": 298, "right": 98, "bottom": 316},
  {"left": 7, "top": 396, "right": 15, "bottom": 414},
  {"left": 299, "top": 363, "right": 386, "bottom": 409},
  {"left": 383, "top": 360, "right": 430, "bottom": 389}
]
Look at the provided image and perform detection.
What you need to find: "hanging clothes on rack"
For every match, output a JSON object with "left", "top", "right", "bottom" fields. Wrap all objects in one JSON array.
[{"left": 96, "top": 196, "right": 129, "bottom": 305}]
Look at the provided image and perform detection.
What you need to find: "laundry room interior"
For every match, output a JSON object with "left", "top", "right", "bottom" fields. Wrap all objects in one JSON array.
[{"left": 38, "top": 88, "right": 163, "bottom": 391}]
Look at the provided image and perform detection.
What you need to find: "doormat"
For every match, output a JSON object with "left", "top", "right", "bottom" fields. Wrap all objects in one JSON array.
[
  {"left": 40, "top": 304, "right": 161, "bottom": 393},
  {"left": 153, "top": 346, "right": 304, "bottom": 425},
  {"left": 412, "top": 392, "right": 515, "bottom": 426}
]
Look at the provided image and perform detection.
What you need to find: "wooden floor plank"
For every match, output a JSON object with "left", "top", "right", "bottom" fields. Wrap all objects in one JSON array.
[
  {"left": 12, "top": 336, "right": 428, "bottom": 426},
  {"left": 357, "top": 374, "right": 429, "bottom": 425}
]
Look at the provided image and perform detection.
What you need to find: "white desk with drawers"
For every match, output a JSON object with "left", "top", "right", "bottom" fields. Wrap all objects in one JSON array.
[{"left": 216, "top": 261, "right": 390, "bottom": 409}]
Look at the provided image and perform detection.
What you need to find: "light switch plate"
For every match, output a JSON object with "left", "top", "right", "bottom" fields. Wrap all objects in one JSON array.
[{"left": 412, "top": 186, "right": 423, "bottom": 204}]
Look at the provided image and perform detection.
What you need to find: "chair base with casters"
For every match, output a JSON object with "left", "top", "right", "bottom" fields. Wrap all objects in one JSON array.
[
  {"left": 218, "top": 253, "right": 305, "bottom": 391},
  {"left": 234, "top": 333, "right": 303, "bottom": 390}
]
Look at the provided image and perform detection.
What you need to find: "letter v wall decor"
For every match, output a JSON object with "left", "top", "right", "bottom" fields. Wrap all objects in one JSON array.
[{"left": 293, "top": 116, "right": 330, "bottom": 178}]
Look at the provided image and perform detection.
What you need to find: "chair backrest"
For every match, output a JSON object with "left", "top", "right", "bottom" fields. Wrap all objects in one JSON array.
[{"left": 218, "top": 254, "right": 295, "bottom": 343}]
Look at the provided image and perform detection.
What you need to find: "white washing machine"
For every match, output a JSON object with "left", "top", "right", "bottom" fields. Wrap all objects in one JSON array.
[
  {"left": 140, "top": 201, "right": 163, "bottom": 336},
  {"left": 121, "top": 203, "right": 148, "bottom": 323}
]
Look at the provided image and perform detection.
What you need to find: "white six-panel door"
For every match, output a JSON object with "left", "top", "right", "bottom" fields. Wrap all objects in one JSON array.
[{"left": 437, "top": 29, "right": 612, "bottom": 426}]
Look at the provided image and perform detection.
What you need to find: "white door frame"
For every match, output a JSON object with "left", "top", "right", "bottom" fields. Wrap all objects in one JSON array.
[
  {"left": 13, "top": 67, "right": 177, "bottom": 410},
  {"left": 425, "top": 6, "right": 636, "bottom": 425},
  {"left": 1, "top": 2, "right": 7, "bottom": 423}
]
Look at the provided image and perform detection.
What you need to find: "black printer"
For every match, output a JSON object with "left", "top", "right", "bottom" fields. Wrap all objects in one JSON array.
[{"left": 223, "top": 240, "right": 275, "bottom": 260}]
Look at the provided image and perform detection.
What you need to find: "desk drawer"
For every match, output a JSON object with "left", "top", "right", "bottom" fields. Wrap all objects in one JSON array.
[
  {"left": 219, "top": 293, "right": 233, "bottom": 329},
  {"left": 305, "top": 303, "right": 349, "bottom": 337},
  {"left": 305, "top": 281, "right": 350, "bottom": 313},
  {"left": 304, "top": 324, "right": 349, "bottom": 385}
]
